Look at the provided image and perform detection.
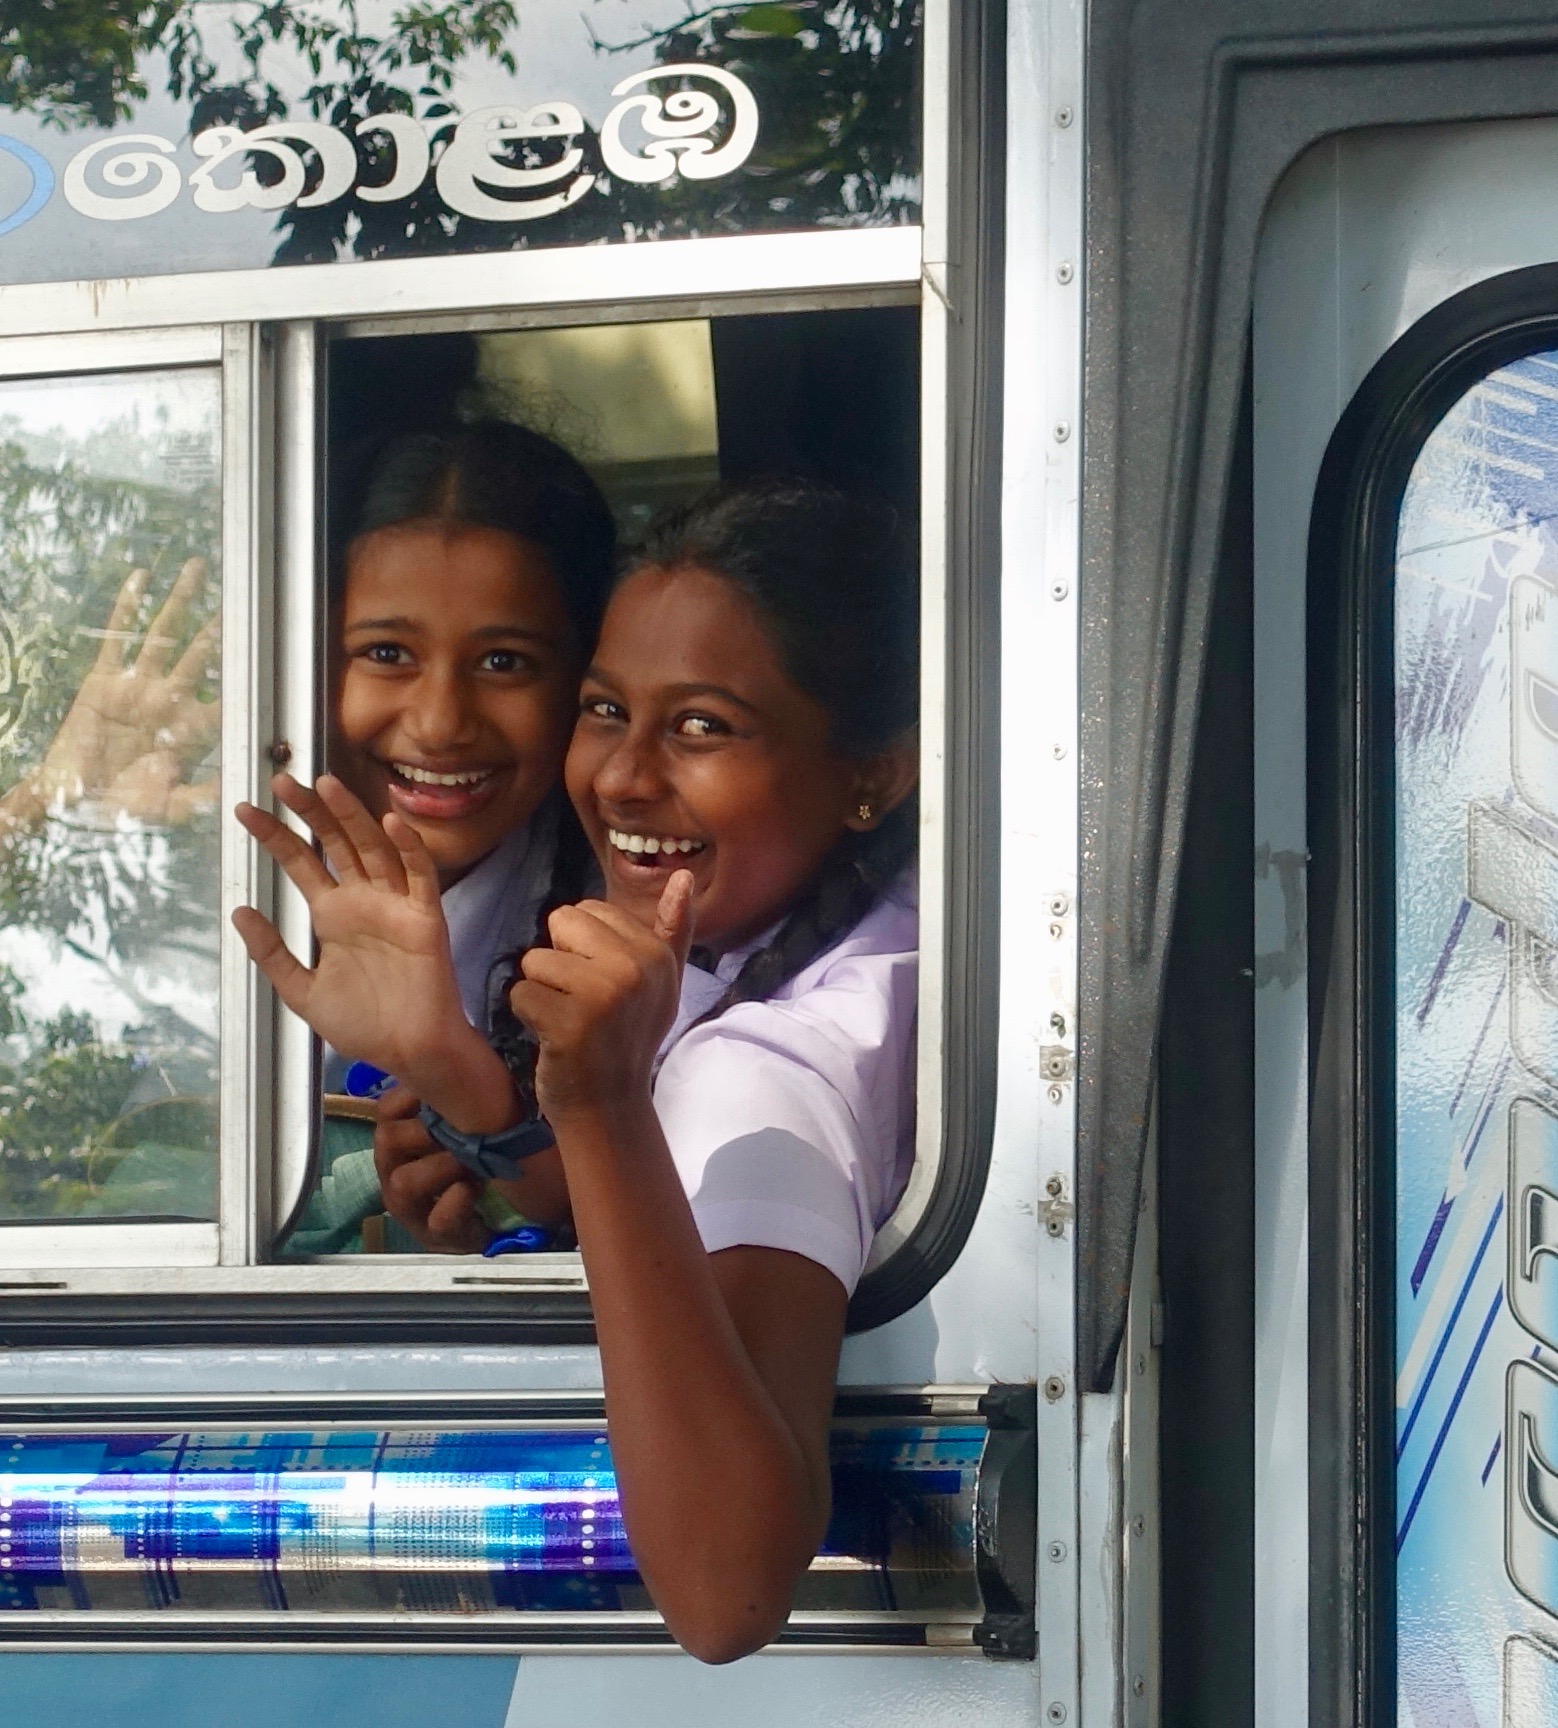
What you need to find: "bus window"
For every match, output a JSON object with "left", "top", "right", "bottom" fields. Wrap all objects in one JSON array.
[
  {"left": 1391, "top": 340, "right": 1558, "bottom": 1702},
  {"left": 278, "top": 304, "right": 920, "bottom": 1264},
  {"left": 0, "top": 361, "right": 222, "bottom": 1235}
]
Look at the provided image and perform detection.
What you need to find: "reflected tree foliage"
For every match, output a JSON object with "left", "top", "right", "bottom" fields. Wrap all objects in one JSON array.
[
  {"left": 0, "top": 1, "right": 921, "bottom": 262},
  {"left": 0, "top": 418, "right": 220, "bottom": 1220}
]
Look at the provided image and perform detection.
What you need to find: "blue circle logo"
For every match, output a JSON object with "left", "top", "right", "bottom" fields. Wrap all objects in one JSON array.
[{"left": 0, "top": 135, "right": 54, "bottom": 238}]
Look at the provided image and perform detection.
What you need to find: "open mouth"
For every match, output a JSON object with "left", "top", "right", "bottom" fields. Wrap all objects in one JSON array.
[
  {"left": 380, "top": 758, "right": 504, "bottom": 822},
  {"left": 606, "top": 826, "right": 708, "bottom": 874}
]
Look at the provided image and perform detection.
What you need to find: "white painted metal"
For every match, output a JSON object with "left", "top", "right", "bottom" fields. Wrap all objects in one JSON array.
[
  {"left": 1252, "top": 112, "right": 1558, "bottom": 1728},
  {"left": 0, "top": 325, "right": 221, "bottom": 377},
  {"left": 218, "top": 323, "right": 273, "bottom": 1270},
  {"left": 267, "top": 322, "right": 323, "bottom": 1248},
  {"left": 0, "top": 229, "right": 920, "bottom": 338}
]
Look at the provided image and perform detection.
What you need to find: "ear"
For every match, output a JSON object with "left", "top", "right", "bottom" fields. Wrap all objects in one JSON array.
[{"left": 843, "top": 731, "right": 920, "bottom": 832}]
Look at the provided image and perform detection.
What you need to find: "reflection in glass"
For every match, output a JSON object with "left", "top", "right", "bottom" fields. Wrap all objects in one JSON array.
[
  {"left": 0, "top": 2, "right": 922, "bottom": 287},
  {"left": 0, "top": 367, "right": 221, "bottom": 1223}
]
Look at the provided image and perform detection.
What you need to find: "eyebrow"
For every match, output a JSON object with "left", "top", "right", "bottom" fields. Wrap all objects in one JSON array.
[
  {"left": 346, "top": 615, "right": 560, "bottom": 647},
  {"left": 584, "top": 668, "right": 763, "bottom": 717}
]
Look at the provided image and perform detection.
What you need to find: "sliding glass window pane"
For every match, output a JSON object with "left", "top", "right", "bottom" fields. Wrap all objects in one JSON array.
[
  {"left": 1395, "top": 348, "right": 1558, "bottom": 1715},
  {"left": 0, "top": 366, "right": 221, "bottom": 1224}
]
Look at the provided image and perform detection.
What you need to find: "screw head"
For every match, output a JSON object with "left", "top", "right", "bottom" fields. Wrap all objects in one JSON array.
[
  {"left": 1131, "top": 1514, "right": 1146, "bottom": 1536},
  {"left": 1045, "top": 1174, "right": 1064, "bottom": 1197},
  {"left": 1047, "top": 1704, "right": 1068, "bottom": 1725},
  {"left": 1056, "top": 260, "right": 1075, "bottom": 284},
  {"left": 1055, "top": 105, "right": 1074, "bottom": 128},
  {"left": 1051, "top": 741, "right": 1067, "bottom": 760},
  {"left": 1043, "top": 1374, "right": 1066, "bottom": 1402},
  {"left": 1049, "top": 922, "right": 1065, "bottom": 941},
  {"left": 1053, "top": 420, "right": 1071, "bottom": 442},
  {"left": 1050, "top": 578, "right": 1069, "bottom": 601},
  {"left": 1047, "top": 1539, "right": 1067, "bottom": 1562},
  {"left": 1045, "top": 1217, "right": 1066, "bottom": 1238},
  {"left": 1133, "top": 1676, "right": 1147, "bottom": 1697},
  {"left": 1049, "top": 892, "right": 1070, "bottom": 917},
  {"left": 266, "top": 739, "right": 292, "bottom": 767},
  {"left": 1048, "top": 1084, "right": 1064, "bottom": 1105}
]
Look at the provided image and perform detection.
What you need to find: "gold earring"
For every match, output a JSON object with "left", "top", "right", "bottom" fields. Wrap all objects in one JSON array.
[{"left": 857, "top": 802, "right": 873, "bottom": 822}]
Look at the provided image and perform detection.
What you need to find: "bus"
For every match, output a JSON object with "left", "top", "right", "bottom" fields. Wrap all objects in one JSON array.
[{"left": 0, "top": 1, "right": 1552, "bottom": 1725}]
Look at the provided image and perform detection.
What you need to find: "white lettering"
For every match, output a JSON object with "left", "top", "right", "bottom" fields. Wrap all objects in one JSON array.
[
  {"left": 62, "top": 135, "right": 182, "bottom": 222},
  {"left": 435, "top": 104, "right": 594, "bottom": 222},
  {"left": 190, "top": 122, "right": 357, "bottom": 213},
  {"left": 600, "top": 65, "right": 758, "bottom": 186},
  {"left": 354, "top": 114, "right": 432, "bottom": 204}
]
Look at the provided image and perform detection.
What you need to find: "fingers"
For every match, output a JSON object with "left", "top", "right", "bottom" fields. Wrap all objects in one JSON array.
[
  {"left": 546, "top": 899, "right": 660, "bottom": 960},
  {"left": 382, "top": 811, "right": 441, "bottom": 909},
  {"left": 166, "top": 776, "right": 220, "bottom": 824},
  {"left": 169, "top": 615, "right": 220, "bottom": 693},
  {"left": 424, "top": 1181, "right": 490, "bottom": 1254},
  {"left": 316, "top": 774, "right": 407, "bottom": 894},
  {"left": 507, "top": 975, "right": 574, "bottom": 1038},
  {"left": 653, "top": 869, "right": 696, "bottom": 967},
  {"left": 230, "top": 906, "right": 314, "bottom": 1018},
  {"left": 137, "top": 556, "right": 208, "bottom": 675},
  {"left": 375, "top": 1084, "right": 422, "bottom": 1123},
  {"left": 95, "top": 567, "right": 150, "bottom": 672},
  {"left": 374, "top": 1114, "right": 487, "bottom": 1253},
  {"left": 271, "top": 773, "right": 367, "bottom": 885},
  {"left": 234, "top": 800, "right": 335, "bottom": 903}
]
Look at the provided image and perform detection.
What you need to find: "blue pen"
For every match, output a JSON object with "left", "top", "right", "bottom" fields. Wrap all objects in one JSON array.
[
  {"left": 344, "top": 1060, "right": 395, "bottom": 1099},
  {"left": 482, "top": 1225, "right": 554, "bottom": 1256}
]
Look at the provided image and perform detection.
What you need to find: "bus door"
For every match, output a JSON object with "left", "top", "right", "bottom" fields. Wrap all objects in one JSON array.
[{"left": 0, "top": 3, "right": 1078, "bottom": 1725}]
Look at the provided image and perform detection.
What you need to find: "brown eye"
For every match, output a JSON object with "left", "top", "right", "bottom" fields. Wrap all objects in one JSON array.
[
  {"left": 675, "top": 713, "right": 726, "bottom": 739},
  {"left": 361, "top": 642, "right": 410, "bottom": 666},
  {"left": 581, "top": 696, "right": 624, "bottom": 723}
]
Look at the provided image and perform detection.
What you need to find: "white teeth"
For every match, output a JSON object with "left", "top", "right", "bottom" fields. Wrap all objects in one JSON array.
[
  {"left": 607, "top": 828, "right": 705, "bottom": 858},
  {"left": 394, "top": 763, "right": 492, "bottom": 787}
]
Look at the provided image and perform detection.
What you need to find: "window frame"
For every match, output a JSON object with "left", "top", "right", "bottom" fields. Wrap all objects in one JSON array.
[
  {"left": 1307, "top": 263, "right": 1558, "bottom": 1728},
  {"left": 0, "top": 0, "right": 1006, "bottom": 1339}
]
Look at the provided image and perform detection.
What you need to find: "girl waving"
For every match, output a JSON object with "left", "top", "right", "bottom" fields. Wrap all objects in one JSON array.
[{"left": 235, "top": 480, "right": 918, "bottom": 1660}]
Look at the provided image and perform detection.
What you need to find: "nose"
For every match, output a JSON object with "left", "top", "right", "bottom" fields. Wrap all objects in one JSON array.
[
  {"left": 593, "top": 721, "right": 668, "bottom": 808},
  {"left": 403, "top": 665, "right": 478, "bottom": 754}
]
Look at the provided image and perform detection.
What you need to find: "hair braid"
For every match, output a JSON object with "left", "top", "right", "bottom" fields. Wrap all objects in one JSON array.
[
  {"left": 694, "top": 804, "right": 916, "bottom": 1027},
  {"left": 486, "top": 798, "right": 596, "bottom": 1091}
]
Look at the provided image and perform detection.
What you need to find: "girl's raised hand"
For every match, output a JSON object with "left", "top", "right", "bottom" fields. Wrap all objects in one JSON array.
[
  {"left": 509, "top": 869, "right": 695, "bottom": 1122},
  {"left": 232, "top": 773, "right": 493, "bottom": 1103}
]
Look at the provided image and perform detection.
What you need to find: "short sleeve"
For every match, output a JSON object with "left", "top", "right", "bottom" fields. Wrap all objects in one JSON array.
[{"left": 653, "top": 1031, "right": 877, "bottom": 1296}]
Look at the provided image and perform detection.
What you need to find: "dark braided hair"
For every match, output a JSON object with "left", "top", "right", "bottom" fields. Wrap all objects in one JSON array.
[
  {"left": 637, "top": 477, "right": 918, "bottom": 1023},
  {"left": 335, "top": 419, "right": 616, "bottom": 653},
  {"left": 339, "top": 420, "right": 615, "bottom": 1044}
]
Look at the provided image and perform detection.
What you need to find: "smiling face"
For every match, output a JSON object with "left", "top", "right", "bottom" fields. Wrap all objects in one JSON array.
[
  {"left": 567, "top": 562, "right": 898, "bottom": 954},
  {"left": 333, "top": 521, "right": 579, "bottom": 887}
]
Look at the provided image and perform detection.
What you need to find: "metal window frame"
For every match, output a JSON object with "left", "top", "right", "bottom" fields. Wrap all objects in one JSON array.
[
  {"left": 0, "top": 2, "right": 1009, "bottom": 1341},
  {"left": 0, "top": 323, "right": 232, "bottom": 1276}
]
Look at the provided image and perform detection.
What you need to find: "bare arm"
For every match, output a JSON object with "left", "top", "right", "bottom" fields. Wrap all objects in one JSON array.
[
  {"left": 511, "top": 880, "right": 846, "bottom": 1662},
  {"left": 562, "top": 1105, "right": 845, "bottom": 1662}
]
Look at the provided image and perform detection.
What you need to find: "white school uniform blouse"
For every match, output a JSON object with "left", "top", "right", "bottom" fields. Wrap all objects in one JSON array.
[{"left": 653, "top": 874, "right": 918, "bottom": 1296}]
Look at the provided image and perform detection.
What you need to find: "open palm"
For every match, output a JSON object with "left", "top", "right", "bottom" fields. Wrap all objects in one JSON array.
[
  {"left": 232, "top": 773, "right": 468, "bottom": 1084},
  {"left": 40, "top": 558, "right": 220, "bottom": 823}
]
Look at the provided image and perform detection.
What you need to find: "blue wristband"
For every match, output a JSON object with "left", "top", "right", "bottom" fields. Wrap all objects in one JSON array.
[{"left": 417, "top": 1103, "right": 556, "bottom": 1181}]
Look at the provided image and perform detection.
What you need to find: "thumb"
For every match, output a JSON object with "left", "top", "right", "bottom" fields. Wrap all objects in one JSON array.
[{"left": 652, "top": 868, "right": 696, "bottom": 972}]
